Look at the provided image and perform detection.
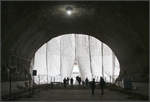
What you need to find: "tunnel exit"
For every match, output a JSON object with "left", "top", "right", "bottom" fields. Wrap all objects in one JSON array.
[{"left": 31, "top": 34, "right": 120, "bottom": 85}]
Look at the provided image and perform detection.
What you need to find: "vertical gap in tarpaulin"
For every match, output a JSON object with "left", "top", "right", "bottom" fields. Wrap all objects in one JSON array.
[
  {"left": 81, "top": 34, "right": 86, "bottom": 79},
  {"left": 61, "top": 36, "right": 65, "bottom": 79},
  {"left": 75, "top": 34, "right": 77, "bottom": 70},
  {"left": 70, "top": 34, "right": 75, "bottom": 78},
  {"left": 101, "top": 42, "right": 104, "bottom": 78},
  {"left": 98, "top": 39, "right": 102, "bottom": 81},
  {"left": 46, "top": 43, "right": 48, "bottom": 84},
  {"left": 68, "top": 34, "right": 74, "bottom": 77},
  {"left": 75, "top": 34, "right": 76, "bottom": 62},
  {"left": 88, "top": 35, "right": 93, "bottom": 79},
  {"left": 47, "top": 41, "right": 51, "bottom": 82},
  {"left": 70, "top": 34, "right": 76, "bottom": 77},
  {"left": 76, "top": 34, "right": 83, "bottom": 79},
  {"left": 69, "top": 34, "right": 75, "bottom": 77}
]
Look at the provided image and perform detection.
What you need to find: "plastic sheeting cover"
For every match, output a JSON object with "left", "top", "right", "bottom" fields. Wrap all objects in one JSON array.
[{"left": 31, "top": 34, "right": 120, "bottom": 84}]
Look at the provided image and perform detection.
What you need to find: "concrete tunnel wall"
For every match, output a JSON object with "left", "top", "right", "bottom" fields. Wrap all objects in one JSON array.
[{"left": 1, "top": 1, "right": 149, "bottom": 85}]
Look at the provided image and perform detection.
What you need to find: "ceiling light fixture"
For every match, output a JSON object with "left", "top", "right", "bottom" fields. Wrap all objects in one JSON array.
[{"left": 66, "top": 6, "right": 73, "bottom": 16}]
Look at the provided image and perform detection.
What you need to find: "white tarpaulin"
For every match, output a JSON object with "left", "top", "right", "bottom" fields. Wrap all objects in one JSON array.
[{"left": 32, "top": 34, "right": 120, "bottom": 84}]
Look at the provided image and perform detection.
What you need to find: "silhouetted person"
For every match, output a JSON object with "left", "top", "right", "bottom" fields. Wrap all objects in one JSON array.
[
  {"left": 76, "top": 76, "right": 78, "bottom": 85},
  {"left": 67, "top": 77, "right": 69, "bottom": 85},
  {"left": 85, "top": 78, "right": 89, "bottom": 87},
  {"left": 90, "top": 78, "right": 96, "bottom": 95},
  {"left": 63, "top": 78, "right": 67, "bottom": 88},
  {"left": 82, "top": 81, "right": 85, "bottom": 88},
  {"left": 76, "top": 76, "right": 81, "bottom": 85},
  {"left": 78, "top": 77, "right": 81, "bottom": 85},
  {"left": 123, "top": 76, "right": 132, "bottom": 89},
  {"left": 100, "top": 77, "right": 105, "bottom": 95},
  {"left": 70, "top": 78, "right": 73, "bottom": 86},
  {"left": 128, "top": 77, "right": 132, "bottom": 89}
]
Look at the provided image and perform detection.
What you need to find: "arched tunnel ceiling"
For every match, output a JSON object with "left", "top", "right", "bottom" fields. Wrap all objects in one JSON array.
[{"left": 2, "top": 1, "right": 149, "bottom": 81}]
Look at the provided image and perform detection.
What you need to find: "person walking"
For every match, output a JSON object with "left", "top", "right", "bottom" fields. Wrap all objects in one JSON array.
[
  {"left": 90, "top": 78, "right": 96, "bottom": 95},
  {"left": 78, "top": 77, "right": 81, "bottom": 85},
  {"left": 63, "top": 78, "right": 67, "bottom": 88},
  {"left": 100, "top": 77, "right": 105, "bottom": 95},
  {"left": 70, "top": 77, "right": 74, "bottom": 86},
  {"left": 67, "top": 77, "right": 69, "bottom": 85},
  {"left": 85, "top": 78, "right": 89, "bottom": 87}
]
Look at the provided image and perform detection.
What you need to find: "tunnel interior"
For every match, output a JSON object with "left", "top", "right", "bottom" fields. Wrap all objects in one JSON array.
[{"left": 1, "top": 1, "right": 149, "bottom": 100}]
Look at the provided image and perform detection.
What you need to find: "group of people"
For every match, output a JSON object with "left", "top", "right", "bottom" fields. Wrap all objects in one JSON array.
[
  {"left": 63, "top": 76, "right": 82, "bottom": 87},
  {"left": 90, "top": 77, "right": 105, "bottom": 95},
  {"left": 63, "top": 76, "right": 106, "bottom": 95},
  {"left": 63, "top": 76, "right": 88, "bottom": 87},
  {"left": 63, "top": 77, "right": 74, "bottom": 88}
]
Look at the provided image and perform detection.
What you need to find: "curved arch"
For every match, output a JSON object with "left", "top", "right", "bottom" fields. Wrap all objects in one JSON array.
[
  {"left": 32, "top": 34, "right": 120, "bottom": 84},
  {"left": 3, "top": 2, "right": 148, "bottom": 83}
]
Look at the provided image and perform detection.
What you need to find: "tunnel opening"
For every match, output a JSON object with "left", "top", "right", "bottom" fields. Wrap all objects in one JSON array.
[
  {"left": 31, "top": 34, "right": 120, "bottom": 85},
  {"left": 1, "top": 1, "right": 149, "bottom": 100}
]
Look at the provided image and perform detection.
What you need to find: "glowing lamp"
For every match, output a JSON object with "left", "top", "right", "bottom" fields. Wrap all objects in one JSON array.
[{"left": 66, "top": 6, "right": 73, "bottom": 16}]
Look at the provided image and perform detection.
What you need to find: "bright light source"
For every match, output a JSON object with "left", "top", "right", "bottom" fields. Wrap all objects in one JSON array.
[
  {"left": 66, "top": 10, "right": 72, "bottom": 15},
  {"left": 66, "top": 6, "right": 73, "bottom": 16}
]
